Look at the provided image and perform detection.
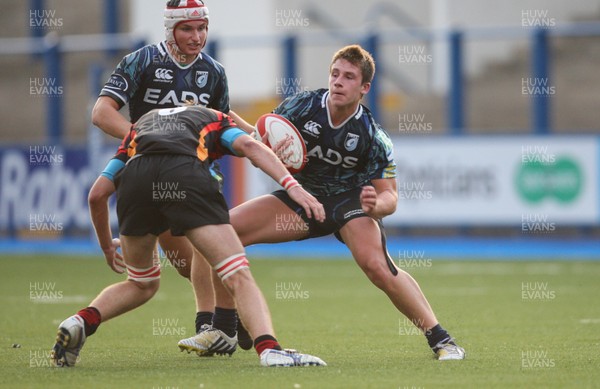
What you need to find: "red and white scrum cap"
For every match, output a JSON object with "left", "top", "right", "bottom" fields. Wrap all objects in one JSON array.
[{"left": 164, "top": 0, "right": 209, "bottom": 43}]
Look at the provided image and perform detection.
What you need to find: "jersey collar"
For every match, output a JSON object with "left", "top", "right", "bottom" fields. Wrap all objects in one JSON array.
[
  {"left": 322, "top": 90, "right": 363, "bottom": 129},
  {"left": 158, "top": 41, "right": 203, "bottom": 69}
]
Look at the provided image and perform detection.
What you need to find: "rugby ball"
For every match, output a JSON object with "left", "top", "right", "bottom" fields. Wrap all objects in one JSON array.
[{"left": 254, "top": 113, "right": 307, "bottom": 174}]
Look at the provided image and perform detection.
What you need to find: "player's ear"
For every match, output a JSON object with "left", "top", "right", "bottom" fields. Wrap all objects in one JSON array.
[{"left": 361, "top": 82, "right": 371, "bottom": 96}]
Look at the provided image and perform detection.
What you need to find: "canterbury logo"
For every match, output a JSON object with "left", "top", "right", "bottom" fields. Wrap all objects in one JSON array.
[
  {"left": 303, "top": 121, "right": 321, "bottom": 137},
  {"left": 154, "top": 68, "right": 173, "bottom": 80}
]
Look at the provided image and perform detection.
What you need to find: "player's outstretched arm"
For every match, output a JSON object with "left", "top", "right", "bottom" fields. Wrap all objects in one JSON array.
[
  {"left": 88, "top": 175, "right": 125, "bottom": 273},
  {"left": 231, "top": 134, "right": 325, "bottom": 222},
  {"left": 360, "top": 178, "right": 398, "bottom": 219},
  {"left": 227, "top": 110, "right": 256, "bottom": 135},
  {"left": 91, "top": 96, "right": 132, "bottom": 139}
]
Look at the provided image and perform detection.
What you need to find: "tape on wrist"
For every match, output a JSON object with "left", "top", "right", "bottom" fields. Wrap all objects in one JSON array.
[{"left": 279, "top": 174, "right": 300, "bottom": 191}]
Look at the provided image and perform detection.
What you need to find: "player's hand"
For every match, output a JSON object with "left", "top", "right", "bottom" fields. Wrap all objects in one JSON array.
[
  {"left": 272, "top": 135, "right": 295, "bottom": 168},
  {"left": 102, "top": 238, "right": 126, "bottom": 274},
  {"left": 360, "top": 185, "right": 378, "bottom": 217},
  {"left": 287, "top": 186, "right": 325, "bottom": 222}
]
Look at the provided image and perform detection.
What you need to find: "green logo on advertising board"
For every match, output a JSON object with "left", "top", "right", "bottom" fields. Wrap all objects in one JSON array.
[{"left": 516, "top": 157, "right": 582, "bottom": 203}]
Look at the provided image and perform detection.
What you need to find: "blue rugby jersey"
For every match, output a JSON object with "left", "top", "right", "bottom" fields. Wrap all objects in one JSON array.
[
  {"left": 273, "top": 89, "right": 396, "bottom": 196},
  {"left": 99, "top": 41, "right": 230, "bottom": 123}
]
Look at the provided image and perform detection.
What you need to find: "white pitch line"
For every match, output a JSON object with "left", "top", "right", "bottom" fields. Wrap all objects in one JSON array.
[{"left": 579, "top": 318, "right": 600, "bottom": 324}]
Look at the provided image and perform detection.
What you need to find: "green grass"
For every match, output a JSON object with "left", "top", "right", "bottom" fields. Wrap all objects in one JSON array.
[{"left": 1, "top": 256, "right": 599, "bottom": 389}]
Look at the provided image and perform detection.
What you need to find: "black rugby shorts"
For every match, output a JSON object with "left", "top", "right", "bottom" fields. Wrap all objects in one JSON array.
[
  {"left": 272, "top": 187, "right": 367, "bottom": 241},
  {"left": 115, "top": 154, "right": 230, "bottom": 236}
]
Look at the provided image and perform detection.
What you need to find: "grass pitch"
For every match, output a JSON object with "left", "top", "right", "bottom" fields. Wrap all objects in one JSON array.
[{"left": 1, "top": 255, "right": 599, "bottom": 388}]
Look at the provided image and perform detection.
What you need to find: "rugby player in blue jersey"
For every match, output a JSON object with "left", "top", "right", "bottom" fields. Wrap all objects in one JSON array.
[
  {"left": 179, "top": 45, "right": 465, "bottom": 361},
  {"left": 88, "top": 0, "right": 253, "bottom": 348}
]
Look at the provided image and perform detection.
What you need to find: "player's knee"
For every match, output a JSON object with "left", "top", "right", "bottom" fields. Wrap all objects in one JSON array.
[
  {"left": 126, "top": 263, "right": 161, "bottom": 297},
  {"left": 221, "top": 267, "right": 252, "bottom": 293},
  {"left": 213, "top": 253, "right": 251, "bottom": 292},
  {"left": 127, "top": 278, "right": 160, "bottom": 302},
  {"left": 359, "top": 256, "right": 392, "bottom": 289}
]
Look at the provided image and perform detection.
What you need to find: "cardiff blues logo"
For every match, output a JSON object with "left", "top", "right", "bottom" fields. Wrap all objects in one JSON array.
[
  {"left": 344, "top": 133, "right": 360, "bottom": 151},
  {"left": 195, "top": 71, "right": 208, "bottom": 88}
]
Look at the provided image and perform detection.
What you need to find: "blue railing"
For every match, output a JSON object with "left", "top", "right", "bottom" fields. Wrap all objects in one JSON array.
[
  {"left": 207, "top": 22, "right": 600, "bottom": 135},
  {"left": 3, "top": 21, "right": 600, "bottom": 142},
  {"left": 448, "top": 30, "right": 464, "bottom": 134},
  {"left": 0, "top": 32, "right": 145, "bottom": 144}
]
